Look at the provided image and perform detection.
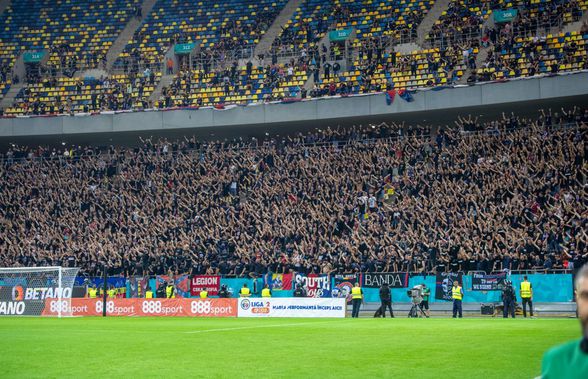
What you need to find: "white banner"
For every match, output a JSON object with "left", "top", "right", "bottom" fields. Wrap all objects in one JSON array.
[{"left": 237, "top": 297, "right": 346, "bottom": 318}]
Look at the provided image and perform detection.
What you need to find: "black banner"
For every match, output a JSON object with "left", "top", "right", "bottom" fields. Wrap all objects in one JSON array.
[
  {"left": 362, "top": 273, "right": 409, "bottom": 288},
  {"left": 435, "top": 272, "right": 463, "bottom": 300},
  {"left": 471, "top": 273, "right": 506, "bottom": 291}
]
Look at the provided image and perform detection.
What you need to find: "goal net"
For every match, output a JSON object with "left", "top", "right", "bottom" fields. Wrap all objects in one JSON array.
[{"left": 0, "top": 267, "right": 80, "bottom": 317}]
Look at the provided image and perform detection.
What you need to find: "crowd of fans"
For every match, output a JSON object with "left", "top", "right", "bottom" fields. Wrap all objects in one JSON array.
[{"left": 0, "top": 108, "right": 585, "bottom": 277}]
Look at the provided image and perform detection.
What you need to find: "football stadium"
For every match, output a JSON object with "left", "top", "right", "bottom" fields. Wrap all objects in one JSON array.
[{"left": 0, "top": 0, "right": 587, "bottom": 378}]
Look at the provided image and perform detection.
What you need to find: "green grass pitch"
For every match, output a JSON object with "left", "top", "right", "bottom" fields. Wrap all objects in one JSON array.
[{"left": 0, "top": 317, "right": 579, "bottom": 378}]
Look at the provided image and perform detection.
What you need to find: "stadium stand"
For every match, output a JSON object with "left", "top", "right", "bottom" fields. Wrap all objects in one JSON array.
[
  {"left": 0, "top": 108, "right": 585, "bottom": 277},
  {"left": 0, "top": 0, "right": 586, "bottom": 114},
  {"left": 154, "top": 61, "right": 308, "bottom": 107},
  {"left": 0, "top": 0, "right": 141, "bottom": 74},
  {"left": 114, "top": 0, "right": 288, "bottom": 71},
  {"left": 5, "top": 70, "right": 160, "bottom": 115}
]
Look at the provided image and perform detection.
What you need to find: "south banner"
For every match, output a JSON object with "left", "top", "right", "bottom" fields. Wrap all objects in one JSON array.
[
  {"left": 190, "top": 275, "right": 221, "bottom": 296},
  {"left": 293, "top": 274, "right": 331, "bottom": 297},
  {"left": 435, "top": 272, "right": 463, "bottom": 300},
  {"left": 237, "top": 298, "right": 346, "bottom": 318},
  {"left": 263, "top": 273, "right": 293, "bottom": 291},
  {"left": 471, "top": 272, "right": 506, "bottom": 291},
  {"left": 333, "top": 274, "right": 360, "bottom": 302},
  {"left": 362, "top": 273, "right": 409, "bottom": 288},
  {"left": 41, "top": 298, "right": 238, "bottom": 317}
]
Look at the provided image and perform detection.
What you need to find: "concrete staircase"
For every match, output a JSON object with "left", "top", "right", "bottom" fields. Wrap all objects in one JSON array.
[
  {"left": 0, "top": 82, "right": 23, "bottom": 110},
  {"left": 394, "top": 42, "right": 423, "bottom": 54},
  {"left": 458, "top": 45, "right": 490, "bottom": 84},
  {"left": 417, "top": 0, "right": 451, "bottom": 47},
  {"left": 105, "top": 0, "right": 158, "bottom": 71},
  {"left": 149, "top": 74, "right": 174, "bottom": 102},
  {"left": 253, "top": 0, "right": 305, "bottom": 58},
  {"left": 0, "top": 0, "right": 11, "bottom": 16}
]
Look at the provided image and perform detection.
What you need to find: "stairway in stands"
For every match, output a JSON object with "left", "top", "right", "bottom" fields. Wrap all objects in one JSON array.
[
  {"left": 106, "top": 0, "right": 158, "bottom": 71},
  {"left": 253, "top": 0, "right": 305, "bottom": 59},
  {"left": 0, "top": 0, "right": 11, "bottom": 16},
  {"left": 149, "top": 74, "right": 174, "bottom": 103},
  {"left": 417, "top": 0, "right": 451, "bottom": 47}
]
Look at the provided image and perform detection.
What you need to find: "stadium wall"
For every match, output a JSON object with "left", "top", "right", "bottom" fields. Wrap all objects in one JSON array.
[
  {"left": 0, "top": 72, "right": 587, "bottom": 137},
  {"left": 121, "top": 274, "right": 572, "bottom": 303}
]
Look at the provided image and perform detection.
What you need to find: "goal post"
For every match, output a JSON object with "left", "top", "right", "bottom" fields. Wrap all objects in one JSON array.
[{"left": 0, "top": 266, "right": 80, "bottom": 317}]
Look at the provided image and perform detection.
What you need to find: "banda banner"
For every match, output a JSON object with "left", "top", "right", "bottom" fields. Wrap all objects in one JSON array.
[
  {"left": 190, "top": 275, "right": 221, "bottom": 296},
  {"left": 41, "top": 298, "right": 237, "bottom": 317},
  {"left": 362, "top": 273, "right": 409, "bottom": 288},
  {"left": 156, "top": 274, "right": 191, "bottom": 298},
  {"left": 263, "top": 273, "right": 293, "bottom": 291},
  {"left": 333, "top": 274, "right": 360, "bottom": 302},
  {"left": 435, "top": 272, "right": 463, "bottom": 301},
  {"left": 293, "top": 274, "right": 331, "bottom": 297},
  {"left": 237, "top": 297, "right": 346, "bottom": 318},
  {"left": 471, "top": 272, "right": 506, "bottom": 291}
]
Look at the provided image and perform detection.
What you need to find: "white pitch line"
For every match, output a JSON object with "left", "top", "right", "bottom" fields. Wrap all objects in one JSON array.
[{"left": 184, "top": 320, "right": 339, "bottom": 334}]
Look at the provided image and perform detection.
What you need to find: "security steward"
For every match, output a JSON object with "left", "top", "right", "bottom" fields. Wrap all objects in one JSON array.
[
  {"left": 520, "top": 276, "right": 534, "bottom": 318},
  {"left": 293, "top": 283, "right": 306, "bottom": 297},
  {"left": 107, "top": 286, "right": 116, "bottom": 299},
  {"left": 218, "top": 284, "right": 230, "bottom": 298},
  {"left": 200, "top": 287, "right": 208, "bottom": 299},
  {"left": 87, "top": 285, "right": 98, "bottom": 299},
  {"left": 261, "top": 284, "right": 272, "bottom": 298},
  {"left": 502, "top": 280, "right": 516, "bottom": 318},
  {"left": 351, "top": 282, "right": 363, "bottom": 318},
  {"left": 145, "top": 286, "right": 154, "bottom": 299},
  {"left": 452, "top": 280, "right": 464, "bottom": 318},
  {"left": 166, "top": 282, "right": 175, "bottom": 298},
  {"left": 239, "top": 283, "right": 251, "bottom": 297},
  {"left": 378, "top": 283, "right": 394, "bottom": 318}
]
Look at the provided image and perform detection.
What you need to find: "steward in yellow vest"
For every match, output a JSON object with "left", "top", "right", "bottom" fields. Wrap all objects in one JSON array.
[
  {"left": 351, "top": 283, "right": 363, "bottom": 318},
  {"left": 520, "top": 276, "right": 534, "bottom": 318},
  {"left": 88, "top": 286, "right": 97, "bottom": 299},
  {"left": 452, "top": 281, "right": 463, "bottom": 318},
  {"left": 261, "top": 285, "right": 271, "bottom": 298},
  {"left": 200, "top": 288, "right": 208, "bottom": 299},
  {"left": 145, "top": 289, "right": 154, "bottom": 299},
  {"left": 239, "top": 284, "right": 251, "bottom": 297},
  {"left": 166, "top": 284, "right": 175, "bottom": 299}
]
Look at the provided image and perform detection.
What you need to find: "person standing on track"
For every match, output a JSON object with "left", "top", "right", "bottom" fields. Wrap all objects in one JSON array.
[
  {"left": 239, "top": 283, "right": 251, "bottom": 297},
  {"left": 502, "top": 280, "right": 516, "bottom": 318},
  {"left": 520, "top": 276, "right": 534, "bottom": 318},
  {"left": 420, "top": 283, "right": 431, "bottom": 318},
  {"left": 452, "top": 280, "right": 464, "bottom": 318},
  {"left": 379, "top": 283, "right": 394, "bottom": 318},
  {"left": 351, "top": 282, "right": 363, "bottom": 318}
]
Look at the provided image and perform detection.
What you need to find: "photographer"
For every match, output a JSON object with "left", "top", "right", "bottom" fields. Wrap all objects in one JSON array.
[
  {"left": 502, "top": 280, "right": 516, "bottom": 318},
  {"left": 420, "top": 284, "right": 430, "bottom": 318},
  {"left": 379, "top": 283, "right": 394, "bottom": 318}
]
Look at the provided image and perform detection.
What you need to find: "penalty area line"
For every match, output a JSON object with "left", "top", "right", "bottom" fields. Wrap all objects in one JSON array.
[{"left": 184, "top": 320, "right": 340, "bottom": 334}]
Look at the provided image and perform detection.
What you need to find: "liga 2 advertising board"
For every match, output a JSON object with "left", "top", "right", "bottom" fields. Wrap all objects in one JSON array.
[{"left": 237, "top": 297, "right": 346, "bottom": 318}]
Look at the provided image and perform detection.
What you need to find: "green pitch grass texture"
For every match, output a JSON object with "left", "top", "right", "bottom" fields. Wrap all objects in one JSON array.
[{"left": 0, "top": 317, "right": 578, "bottom": 378}]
